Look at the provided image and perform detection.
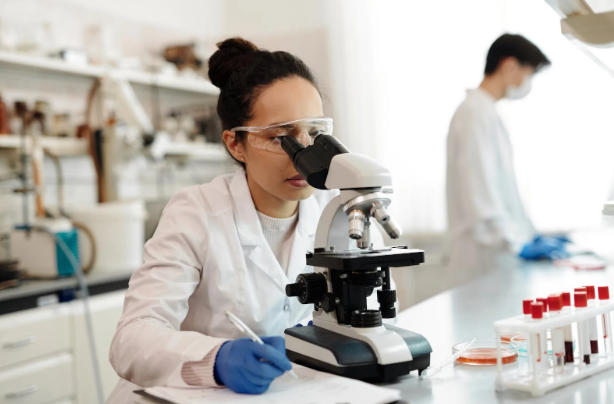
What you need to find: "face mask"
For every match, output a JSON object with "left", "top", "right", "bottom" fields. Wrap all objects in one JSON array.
[{"left": 505, "top": 76, "right": 532, "bottom": 100}]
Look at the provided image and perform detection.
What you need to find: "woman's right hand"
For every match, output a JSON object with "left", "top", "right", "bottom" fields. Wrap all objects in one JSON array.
[{"left": 214, "top": 337, "right": 292, "bottom": 394}]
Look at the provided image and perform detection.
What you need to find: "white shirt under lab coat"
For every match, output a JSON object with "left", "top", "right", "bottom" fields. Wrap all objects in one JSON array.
[
  {"left": 445, "top": 89, "right": 534, "bottom": 284},
  {"left": 107, "top": 168, "right": 385, "bottom": 403}
]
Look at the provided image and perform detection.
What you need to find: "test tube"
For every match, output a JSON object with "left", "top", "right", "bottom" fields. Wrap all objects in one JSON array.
[
  {"left": 598, "top": 286, "right": 612, "bottom": 354},
  {"left": 561, "top": 292, "right": 574, "bottom": 364},
  {"left": 548, "top": 294, "right": 565, "bottom": 370},
  {"left": 530, "top": 302, "right": 546, "bottom": 372},
  {"left": 536, "top": 297, "right": 549, "bottom": 316},
  {"left": 584, "top": 285, "right": 599, "bottom": 354},
  {"left": 536, "top": 297, "right": 550, "bottom": 356},
  {"left": 523, "top": 299, "right": 533, "bottom": 319},
  {"left": 575, "top": 291, "right": 590, "bottom": 365}
]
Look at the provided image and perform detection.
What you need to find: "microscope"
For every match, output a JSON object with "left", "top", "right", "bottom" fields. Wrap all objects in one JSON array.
[{"left": 282, "top": 134, "right": 432, "bottom": 381}]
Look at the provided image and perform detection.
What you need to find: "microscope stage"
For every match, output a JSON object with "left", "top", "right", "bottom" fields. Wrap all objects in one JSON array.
[{"left": 307, "top": 246, "right": 424, "bottom": 271}]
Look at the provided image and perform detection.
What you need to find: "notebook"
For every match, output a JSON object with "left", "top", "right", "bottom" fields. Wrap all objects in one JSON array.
[{"left": 134, "top": 364, "right": 401, "bottom": 404}]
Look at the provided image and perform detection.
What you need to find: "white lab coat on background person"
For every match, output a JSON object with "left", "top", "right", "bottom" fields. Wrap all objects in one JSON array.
[
  {"left": 445, "top": 88, "right": 535, "bottom": 285},
  {"left": 106, "top": 168, "right": 386, "bottom": 403}
]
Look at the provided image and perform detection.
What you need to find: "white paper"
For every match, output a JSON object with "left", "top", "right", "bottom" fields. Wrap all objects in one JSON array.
[{"left": 141, "top": 364, "right": 401, "bottom": 404}]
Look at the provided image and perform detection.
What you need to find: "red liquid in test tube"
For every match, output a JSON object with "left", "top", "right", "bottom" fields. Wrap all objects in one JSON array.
[
  {"left": 584, "top": 286, "right": 599, "bottom": 354},
  {"left": 536, "top": 297, "right": 550, "bottom": 356},
  {"left": 599, "top": 286, "right": 612, "bottom": 354},
  {"left": 548, "top": 294, "right": 565, "bottom": 370},
  {"left": 561, "top": 292, "right": 574, "bottom": 364},
  {"left": 575, "top": 291, "right": 590, "bottom": 365},
  {"left": 530, "top": 302, "right": 546, "bottom": 371}
]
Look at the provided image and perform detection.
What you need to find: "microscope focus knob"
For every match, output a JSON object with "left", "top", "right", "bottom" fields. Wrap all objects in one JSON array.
[
  {"left": 378, "top": 289, "right": 397, "bottom": 319},
  {"left": 286, "top": 273, "right": 328, "bottom": 305},
  {"left": 351, "top": 310, "right": 382, "bottom": 328}
]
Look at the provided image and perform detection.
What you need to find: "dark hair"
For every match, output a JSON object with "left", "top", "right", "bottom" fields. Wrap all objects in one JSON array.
[
  {"left": 484, "top": 34, "right": 551, "bottom": 75},
  {"left": 208, "top": 37, "right": 319, "bottom": 167}
]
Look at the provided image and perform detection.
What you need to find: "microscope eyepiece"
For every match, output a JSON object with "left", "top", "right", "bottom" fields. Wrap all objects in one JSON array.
[
  {"left": 280, "top": 135, "right": 306, "bottom": 163},
  {"left": 280, "top": 134, "right": 349, "bottom": 190}
]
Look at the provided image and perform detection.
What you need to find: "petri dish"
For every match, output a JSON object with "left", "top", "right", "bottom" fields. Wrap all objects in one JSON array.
[{"left": 452, "top": 340, "right": 518, "bottom": 366}]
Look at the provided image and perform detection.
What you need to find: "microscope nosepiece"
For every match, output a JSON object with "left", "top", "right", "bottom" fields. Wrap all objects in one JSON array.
[
  {"left": 370, "top": 202, "right": 402, "bottom": 239},
  {"left": 348, "top": 210, "right": 365, "bottom": 240},
  {"left": 382, "top": 218, "right": 402, "bottom": 239}
]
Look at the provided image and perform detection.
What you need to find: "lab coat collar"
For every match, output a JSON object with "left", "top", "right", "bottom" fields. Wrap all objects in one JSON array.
[
  {"left": 230, "top": 167, "right": 321, "bottom": 286},
  {"left": 468, "top": 88, "right": 497, "bottom": 105},
  {"left": 230, "top": 168, "right": 262, "bottom": 247},
  {"left": 296, "top": 196, "right": 319, "bottom": 237},
  {"left": 230, "top": 167, "right": 319, "bottom": 246}
]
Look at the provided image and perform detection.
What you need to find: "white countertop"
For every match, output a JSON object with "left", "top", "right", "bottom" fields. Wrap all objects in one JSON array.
[{"left": 387, "top": 262, "right": 614, "bottom": 403}]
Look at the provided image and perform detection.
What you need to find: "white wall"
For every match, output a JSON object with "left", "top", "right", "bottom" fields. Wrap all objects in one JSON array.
[
  {"left": 502, "top": 0, "right": 614, "bottom": 231},
  {"left": 325, "top": 0, "right": 614, "bottom": 237},
  {"left": 55, "top": 0, "right": 224, "bottom": 38},
  {"left": 219, "top": 0, "right": 333, "bottom": 116},
  {"left": 326, "top": 0, "right": 507, "bottom": 233}
]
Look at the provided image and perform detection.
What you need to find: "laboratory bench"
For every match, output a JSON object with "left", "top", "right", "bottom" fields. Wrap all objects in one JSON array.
[
  {"left": 0, "top": 269, "right": 133, "bottom": 404},
  {"left": 388, "top": 261, "right": 614, "bottom": 404},
  {"left": 0, "top": 269, "right": 133, "bottom": 315}
]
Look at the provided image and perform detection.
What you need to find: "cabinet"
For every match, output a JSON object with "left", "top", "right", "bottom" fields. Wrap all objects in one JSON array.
[
  {"left": 0, "top": 290, "right": 126, "bottom": 404},
  {"left": 70, "top": 291, "right": 125, "bottom": 404}
]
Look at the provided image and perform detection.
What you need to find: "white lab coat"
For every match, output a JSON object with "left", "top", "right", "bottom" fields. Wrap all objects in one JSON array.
[
  {"left": 107, "top": 168, "right": 385, "bottom": 403},
  {"left": 445, "top": 89, "right": 534, "bottom": 284}
]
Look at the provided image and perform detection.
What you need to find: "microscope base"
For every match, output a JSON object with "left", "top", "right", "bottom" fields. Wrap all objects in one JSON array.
[{"left": 285, "top": 324, "right": 431, "bottom": 381}]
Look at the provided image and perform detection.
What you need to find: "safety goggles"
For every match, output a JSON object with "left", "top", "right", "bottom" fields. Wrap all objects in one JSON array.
[{"left": 231, "top": 118, "right": 333, "bottom": 155}]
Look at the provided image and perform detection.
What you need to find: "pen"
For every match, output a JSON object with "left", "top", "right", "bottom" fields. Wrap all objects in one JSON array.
[{"left": 225, "top": 310, "right": 299, "bottom": 379}]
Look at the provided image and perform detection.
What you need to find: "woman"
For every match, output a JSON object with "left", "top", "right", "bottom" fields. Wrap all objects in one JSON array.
[{"left": 107, "top": 37, "right": 348, "bottom": 403}]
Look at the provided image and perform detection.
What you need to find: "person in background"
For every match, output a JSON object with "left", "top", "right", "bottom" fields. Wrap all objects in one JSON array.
[{"left": 446, "top": 33, "right": 568, "bottom": 284}]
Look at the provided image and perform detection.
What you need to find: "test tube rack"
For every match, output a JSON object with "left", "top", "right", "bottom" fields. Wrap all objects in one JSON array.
[{"left": 493, "top": 300, "right": 614, "bottom": 397}]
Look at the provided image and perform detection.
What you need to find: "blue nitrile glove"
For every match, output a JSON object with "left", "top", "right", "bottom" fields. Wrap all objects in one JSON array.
[
  {"left": 213, "top": 337, "right": 292, "bottom": 394},
  {"left": 519, "top": 235, "right": 571, "bottom": 261},
  {"left": 294, "top": 321, "right": 313, "bottom": 327}
]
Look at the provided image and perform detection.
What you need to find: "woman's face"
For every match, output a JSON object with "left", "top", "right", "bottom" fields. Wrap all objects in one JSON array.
[{"left": 226, "top": 76, "right": 323, "bottom": 202}]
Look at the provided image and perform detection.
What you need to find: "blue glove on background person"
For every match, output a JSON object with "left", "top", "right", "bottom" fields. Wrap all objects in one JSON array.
[
  {"left": 214, "top": 337, "right": 292, "bottom": 394},
  {"left": 519, "top": 235, "right": 571, "bottom": 261},
  {"left": 294, "top": 320, "right": 313, "bottom": 327}
]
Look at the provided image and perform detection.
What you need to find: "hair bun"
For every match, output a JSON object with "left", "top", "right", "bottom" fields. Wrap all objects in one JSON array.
[{"left": 209, "top": 37, "right": 258, "bottom": 90}]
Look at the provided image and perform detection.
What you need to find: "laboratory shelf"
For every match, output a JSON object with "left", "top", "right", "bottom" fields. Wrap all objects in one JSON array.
[
  {"left": 0, "top": 50, "right": 105, "bottom": 78},
  {"left": 0, "top": 51, "right": 219, "bottom": 95},
  {"left": 113, "top": 69, "right": 219, "bottom": 95},
  {"left": 0, "top": 135, "right": 89, "bottom": 156},
  {"left": 161, "top": 142, "right": 228, "bottom": 162}
]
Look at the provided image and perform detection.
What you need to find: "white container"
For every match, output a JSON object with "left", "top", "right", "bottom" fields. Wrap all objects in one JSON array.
[
  {"left": 69, "top": 200, "right": 146, "bottom": 273},
  {"left": 11, "top": 218, "right": 78, "bottom": 278},
  {"left": 0, "top": 193, "right": 34, "bottom": 234}
]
